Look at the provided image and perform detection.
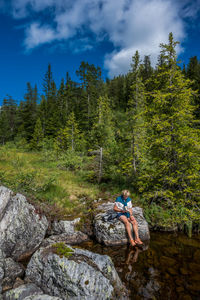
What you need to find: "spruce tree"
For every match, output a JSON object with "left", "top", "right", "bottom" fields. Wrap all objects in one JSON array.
[
  {"left": 30, "top": 118, "right": 44, "bottom": 150},
  {"left": 54, "top": 112, "right": 81, "bottom": 152},
  {"left": 90, "top": 95, "right": 116, "bottom": 183},
  {"left": 140, "top": 33, "right": 200, "bottom": 207},
  {"left": 123, "top": 51, "right": 147, "bottom": 183}
]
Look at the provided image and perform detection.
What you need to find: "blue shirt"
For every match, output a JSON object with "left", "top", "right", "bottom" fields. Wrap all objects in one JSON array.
[{"left": 115, "top": 195, "right": 132, "bottom": 210}]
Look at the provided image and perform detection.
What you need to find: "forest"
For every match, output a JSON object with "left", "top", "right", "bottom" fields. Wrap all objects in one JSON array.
[{"left": 0, "top": 33, "right": 200, "bottom": 232}]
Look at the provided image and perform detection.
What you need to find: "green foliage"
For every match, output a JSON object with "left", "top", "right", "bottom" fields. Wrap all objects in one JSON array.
[
  {"left": 1, "top": 35, "right": 200, "bottom": 233},
  {"left": 54, "top": 112, "right": 85, "bottom": 153},
  {"left": 138, "top": 33, "right": 200, "bottom": 206},
  {"left": 30, "top": 118, "right": 44, "bottom": 150},
  {"left": 52, "top": 242, "right": 74, "bottom": 257}
]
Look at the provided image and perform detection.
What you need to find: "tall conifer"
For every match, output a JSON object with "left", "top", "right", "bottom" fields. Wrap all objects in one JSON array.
[{"left": 140, "top": 33, "right": 200, "bottom": 206}]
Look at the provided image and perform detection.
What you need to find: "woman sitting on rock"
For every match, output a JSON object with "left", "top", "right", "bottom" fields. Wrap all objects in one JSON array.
[{"left": 113, "top": 190, "right": 143, "bottom": 247}]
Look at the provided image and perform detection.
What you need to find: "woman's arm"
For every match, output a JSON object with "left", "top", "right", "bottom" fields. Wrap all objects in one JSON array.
[
  {"left": 128, "top": 208, "right": 133, "bottom": 216},
  {"left": 113, "top": 204, "right": 125, "bottom": 213}
]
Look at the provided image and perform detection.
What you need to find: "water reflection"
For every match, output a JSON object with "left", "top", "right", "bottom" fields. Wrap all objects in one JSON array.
[{"left": 80, "top": 232, "right": 200, "bottom": 300}]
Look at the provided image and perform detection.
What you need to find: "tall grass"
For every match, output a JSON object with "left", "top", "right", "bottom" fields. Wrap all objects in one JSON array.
[{"left": 0, "top": 145, "right": 100, "bottom": 219}]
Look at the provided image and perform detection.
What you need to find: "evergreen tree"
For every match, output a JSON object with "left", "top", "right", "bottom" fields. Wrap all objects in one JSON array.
[
  {"left": 19, "top": 82, "right": 38, "bottom": 141},
  {"left": 122, "top": 51, "right": 147, "bottom": 183},
  {"left": 140, "top": 33, "right": 200, "bottom": 206},
  {"left": 91, "top": 95, "right": 116, "bottom": 183},
  {"left": 30, "top": 118, "right": 44, "bottom": 150},
  {"left": 76, "top": 62, "right": 103, "bottom": 130},
  {"left": 54, "top": 112, "right": 82, "bottom": 152},
  {"left": 42, "top": 64, "right": 59, "bottom": 136},
  {"left": 186, "top": 56, "right": 200, "bottom": 124},
  {"left": 0, "top": 96, "right": 17, "bottom": 142}
]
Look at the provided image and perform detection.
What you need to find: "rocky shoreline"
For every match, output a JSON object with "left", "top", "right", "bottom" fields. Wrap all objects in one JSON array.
[{"left": 0, "top": 186, "right": 150, "bottom": 299}]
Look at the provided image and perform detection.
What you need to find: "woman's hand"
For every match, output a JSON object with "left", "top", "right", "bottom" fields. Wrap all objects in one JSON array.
[{"left": 130, "top": 215, "right": 135, "bottom": 221}]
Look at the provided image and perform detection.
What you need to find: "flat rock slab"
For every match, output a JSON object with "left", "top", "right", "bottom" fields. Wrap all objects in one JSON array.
[
  {"left": 94, "top": 202, "right": 150, "bottom": 245},
  {"left": 49, "top": 218, "right": 80, "bottom": 235},
  {"left": 41, "top": 232, "right": 89, "bottom": 248},
  {"left": 25, "top": 244, "right": 128, "bottom": 300},
  {"left": 0, "top": 186, "right": 49, "bottom": 260}
]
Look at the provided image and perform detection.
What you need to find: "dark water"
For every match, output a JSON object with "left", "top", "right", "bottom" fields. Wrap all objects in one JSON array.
[{"left": 80, "top": 232, "right": 200, "bottom": 300}]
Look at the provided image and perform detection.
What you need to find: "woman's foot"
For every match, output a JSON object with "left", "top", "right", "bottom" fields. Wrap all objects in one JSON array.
[
  {"left": 135, "top": 238, "right": 143, "bottom": 245},
  {"left": 130, "top": 239, "right": 136, "bottom": 247}
]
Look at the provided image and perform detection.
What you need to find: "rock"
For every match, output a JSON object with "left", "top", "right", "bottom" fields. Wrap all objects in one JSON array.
[
  {"left": 3, "top": 283, "right": 44, "bottom": 300},
  {"left": 2, "top": 257, "right": 24, "bottom": 290},
  {"left": 0, "top": 250, "right": 24, "bottom": 293},
  {"left": 13, "top": 277, "right": 25, "bottom": 289},
  {"left": 49, "top": 218, "right": 80, "bottom": 235},
  {"left": 41, "top": 232, "right": 89, "bottom": 247},
  {"left": 24, "top": 296, "right": 62, "bottom": 300},
  {"left": 94, "top": 202, "right": 150, "bottom": 245},
  {"left": 25, "top": 243, "right": 128, "bottom": 300},
  {"left": 0, "top": 250, "right": 5, "bottom": 294},
  {"left": 0, "top": 186, "right": 49, "bottom": 260}
]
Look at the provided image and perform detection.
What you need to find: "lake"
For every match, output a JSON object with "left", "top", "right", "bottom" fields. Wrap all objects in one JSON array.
[{"left": 80, "top": 232, "right": 200, "bottom": 299}]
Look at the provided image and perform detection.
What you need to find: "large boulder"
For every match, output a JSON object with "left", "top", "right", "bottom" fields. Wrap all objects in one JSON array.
[
  {"left": 49, "top": 218, "right": 81, "bottom": 235},
  {"left": 94, "top": 202, "right": 150, "bottom": 245},
  {"left": 0, "top": 186, "right": 49, "bottom": 260},
  {"left": 25, "top": 243, "right": 128, "bottom": 300},
  {"left": 45, "top": 218, "right": 89, "bottom": 247},
  {"left": 3, "top": 283, "right": 61, "bottom": 300}
]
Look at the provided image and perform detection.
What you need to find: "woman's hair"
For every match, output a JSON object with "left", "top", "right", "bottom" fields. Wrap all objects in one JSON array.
[{"left": 121, "top": 190, "right": 130, "bottom": 197}]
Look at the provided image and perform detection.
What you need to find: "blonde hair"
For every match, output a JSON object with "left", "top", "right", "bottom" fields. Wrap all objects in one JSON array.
[{"left": 122, "top": 190, "right": 130, "bottom": 197}]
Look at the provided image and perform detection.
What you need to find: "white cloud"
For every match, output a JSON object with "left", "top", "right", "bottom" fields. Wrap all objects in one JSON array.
[
  {"left": 24, "top": 22, "right": 57, "bottom": 49},
  {"left": 4, "top": 0, "right": 196, "bottom": 77}
]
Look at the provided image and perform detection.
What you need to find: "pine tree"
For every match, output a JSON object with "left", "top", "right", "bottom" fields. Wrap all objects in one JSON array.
[
  {"left": 30, "top": 118, "right": 44, "bottom": 150},
  {"left": 140, "top": 33, "right": 200, "bottom": 206},
  {"left": 186, "top": 56, "right": 200, "bottom": 124},
  {"left": 42, "top": 64, "right": 59, "bottom": 136},
  {"left": 54, "top": 112, "right": 82, "bottom": 152},
  {"left": 90, "top": 95, "right": 116, "bottom": 183},
  {"left": 0, "top": 96, "right": 17, "bottom": 142},
  {"left": 19, "top": 82, "right": 38, "bottom": 141},
  {"left": 122, "top": 51, "right": 147, "bottom": 183},
  {"left": 76, "top": 62, "right": 103, "bottom": 130}
]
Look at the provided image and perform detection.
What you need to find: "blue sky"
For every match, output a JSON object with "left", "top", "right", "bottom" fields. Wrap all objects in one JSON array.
[{"left": 0, "top": 0, "right": 200, "bottom": 106}]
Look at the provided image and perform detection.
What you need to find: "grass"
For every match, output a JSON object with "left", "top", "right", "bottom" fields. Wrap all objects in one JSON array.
[
  {"left": 52, "top": 242, "right": 74, "bottom": 258},
  {"left": 0, "top": 145, "right": 101, "bottom": 220}
]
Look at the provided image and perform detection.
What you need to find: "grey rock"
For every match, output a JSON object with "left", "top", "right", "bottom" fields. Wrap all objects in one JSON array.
[
  {"left": 94, "top": 202, "right": 150, "bottom": 245},
  {"left": 25, "top": 244, "right": 128, "bottom": 300},
  {"left": 0, "top": 186, "right": 49, "bottom": 260},
  {"left": 50, "top": 218, "right": 80, "bottom": 235},
  {"left": 24, "top": 296, "right": 61, "bottom": 300},
  {"left": 0, "top": 250, "right": 5, "bottom": 293},
  {"left": 3, "top": 283, "right": 44, "bottom": 300},
  {"left": 41, "top": 231, "right": 89, "bottom": 248},
  {"left": 2, "top": 257, "right": 24, "bottom": 289}
]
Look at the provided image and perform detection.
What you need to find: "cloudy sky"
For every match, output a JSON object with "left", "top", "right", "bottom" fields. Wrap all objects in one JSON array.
[{"left": 0, "top": 0, "right": 200, "bottom": 104}]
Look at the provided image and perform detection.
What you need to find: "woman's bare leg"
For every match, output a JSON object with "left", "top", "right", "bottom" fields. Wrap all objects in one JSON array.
[
  {"left": 119, "top": 215, "right": 136, "bottom": 246},
  {"left": 129, "top": 217, "right": 143, "bottom": 244}
]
